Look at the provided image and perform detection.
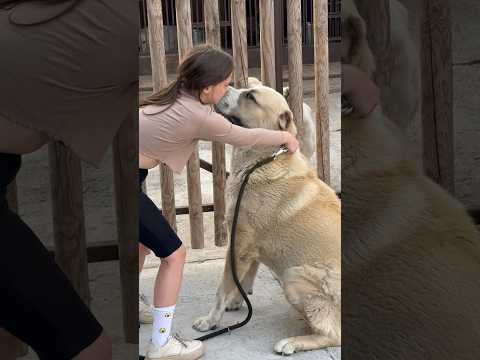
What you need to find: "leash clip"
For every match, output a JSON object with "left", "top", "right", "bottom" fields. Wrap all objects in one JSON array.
[
  {"left": 341, "top": 95, "right": 354, "bottom": 116},
  {"left": 272, "top": 145, "right": 289, "bottom": 160}
]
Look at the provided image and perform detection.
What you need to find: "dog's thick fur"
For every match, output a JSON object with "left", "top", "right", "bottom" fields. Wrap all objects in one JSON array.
[
  {"left": 193, "top": 84, "right": 341, "bottom": 355},
  {"left": 343, "top": 1, "right": 480, "bottom": 358}
]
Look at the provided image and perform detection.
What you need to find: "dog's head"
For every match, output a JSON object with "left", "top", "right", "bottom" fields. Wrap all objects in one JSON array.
[
  {"left": 342, "top": 0, "right": 376, "bottom": 77},
  {"left": 216, "top": 84, "right": 297, "bottom": 136}
]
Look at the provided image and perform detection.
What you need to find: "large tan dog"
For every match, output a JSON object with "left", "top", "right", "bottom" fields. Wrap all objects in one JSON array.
[
  {"left": 192, "top": 84, "right": 341, "bottom": 355},
  {"left": 343, "top": 1, "right": 480, "bottom": 358}
]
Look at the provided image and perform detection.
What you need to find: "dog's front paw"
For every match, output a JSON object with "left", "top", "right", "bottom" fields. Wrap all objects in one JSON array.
[
  {"left": 274, "top": 338, "right": 297, "bottom": 356},
  {"left": 192, "top": 316, "right": 217, "bottom": 332}
]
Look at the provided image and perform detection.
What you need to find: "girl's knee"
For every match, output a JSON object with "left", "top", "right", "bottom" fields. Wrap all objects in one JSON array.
[{"left": 164, "top": 244, "right": 186, "bottom": 265}]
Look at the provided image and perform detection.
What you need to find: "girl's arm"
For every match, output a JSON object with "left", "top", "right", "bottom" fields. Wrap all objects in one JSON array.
[{"left": 197, "top": 110, "right": 298, "bottom": 151}]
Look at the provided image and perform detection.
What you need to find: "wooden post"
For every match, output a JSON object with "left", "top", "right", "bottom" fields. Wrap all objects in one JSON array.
[
  {"left": 231, "top": 0, "right": 248, "bottom": 88},
  {"left": 176, "top": 0, "right": 205, "bottom": 249},
  {"left": 146, "top": 0, "right": 177, "bottom": 230},
  {"left": 274, "top": 0, "right": 284, "bottom": 94},
  {"left": 204, "top": 0, "right": 228, "bottom": 247},
  {"left": 420, "top": 0, "right": 454, "bottom": 193},
  {"left": 113, "top": 110, "right": 139, "bottom": 343},
  {"left": 314, "top": 0, "right": 330, "bottom": 183},
  {"left": 286, "top": 0, "right": 304, "bottom": 140},
  {"left": 259, "top": 0, "right": 276, "bottom": 88},
  {"left": 204, "top": 0, "right": 221, "bottom": 47},
  {"left": 1, "top": 183, "right": 29, "bottom": 357},
  {"left": 48, "top": 143, "right": 90, "bottom": 305}
]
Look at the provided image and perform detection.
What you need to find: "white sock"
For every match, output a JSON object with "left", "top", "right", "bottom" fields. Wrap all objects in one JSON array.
[{"left": 152, "top": 304, "right": 176, "bottom": 347}]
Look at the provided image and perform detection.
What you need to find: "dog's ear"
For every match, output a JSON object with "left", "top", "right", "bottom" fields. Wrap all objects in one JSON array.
[
  {"left": 247, "top": 77, "right": 263, "bottom": 89},
  {"left": 344, "top": 16, "right": 376, "bottom": 77},
  {"left": 278, "top": 110, "right": 297, "bottom": 135}
]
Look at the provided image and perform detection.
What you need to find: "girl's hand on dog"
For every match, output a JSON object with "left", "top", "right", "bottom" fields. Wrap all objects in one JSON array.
[
  {"left": 342, "top": 64, "right": 380, "bottom": 117},
  {"left": 284, "top": 132, "right": 300, "bottom": 153}
]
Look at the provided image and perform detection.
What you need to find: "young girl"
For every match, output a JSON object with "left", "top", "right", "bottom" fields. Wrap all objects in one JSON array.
[{"left": 138, "top": 45, "right": 299, "bottom": 360}]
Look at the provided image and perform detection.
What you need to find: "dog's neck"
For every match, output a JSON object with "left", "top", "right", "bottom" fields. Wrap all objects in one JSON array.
[
  {"left": 342, "top": 106, "right": 421, "bottom": 180},
  {"left": 230, "top": 147, "right": 274, "bottom": 173},
  {"left": 230, "top": 146, "right": 311, "bottom": 183}
]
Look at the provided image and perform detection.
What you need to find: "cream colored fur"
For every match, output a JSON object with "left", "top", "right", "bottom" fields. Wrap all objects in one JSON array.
[
  {"left": 193, "top": 85, "right": 341, "bottom": 355},
  {"left": 247, "top": 76, "right": 316, "bottom": 160}
]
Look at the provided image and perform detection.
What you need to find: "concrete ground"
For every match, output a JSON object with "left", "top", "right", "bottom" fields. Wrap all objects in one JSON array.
[{"left": 139, "top": 64, "right": 341, "bottom": 359}]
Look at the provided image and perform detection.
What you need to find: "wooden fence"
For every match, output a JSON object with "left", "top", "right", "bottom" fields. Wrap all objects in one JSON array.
[{"left": 145, "top": 0, "right": 331, "bottom": 249}]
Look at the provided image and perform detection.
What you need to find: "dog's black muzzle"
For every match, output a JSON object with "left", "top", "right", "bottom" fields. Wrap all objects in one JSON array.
[{"left": 214, "top": 105, "right": 246, "bottom": 128}]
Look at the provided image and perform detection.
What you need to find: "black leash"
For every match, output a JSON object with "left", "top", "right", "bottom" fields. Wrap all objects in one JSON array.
[{"left": 139, "top": 146, "right": 288, "bottom": 359}]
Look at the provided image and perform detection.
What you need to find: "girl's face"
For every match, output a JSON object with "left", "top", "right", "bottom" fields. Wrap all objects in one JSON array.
[{"left": 200, "top": 73, "right": 233, "bottom": 105}]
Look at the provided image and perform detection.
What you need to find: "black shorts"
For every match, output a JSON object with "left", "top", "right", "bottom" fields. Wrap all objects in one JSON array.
[
  {"left": 139, "top": 169, "right": 183, "bottom": 258},
  {"left": 0, "top": 153, "right": 103, "bottom": 360}
]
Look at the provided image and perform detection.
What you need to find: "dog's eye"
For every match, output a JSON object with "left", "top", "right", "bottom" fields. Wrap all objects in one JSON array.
[{"left": 245, "top": 92, "right": 256, "bottom": 102}]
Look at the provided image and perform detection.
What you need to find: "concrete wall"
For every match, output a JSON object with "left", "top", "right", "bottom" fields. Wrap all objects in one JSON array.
[
  {"left": 450, "top": 0, "right": 480, "bottom": 209},
  {"left": 395, "top": 0, "right": 479, "bottom": 209}
]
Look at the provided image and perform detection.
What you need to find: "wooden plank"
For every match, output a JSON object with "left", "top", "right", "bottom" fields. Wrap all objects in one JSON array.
[
  {"left": 204, "top": 0, "right": 227, "bottom": 247},
  {"left": 113, "top": 110, "right": 139, "bottom": 343},
  {"left": 286, "top": 0, "right": 304, "bottom": 143},
  {"left": 4, "top": 182, "right": 28, "bottom": 357},
  {"left": 420, "top": 0, "right": 454, "bottom": 193},
  {"left": 146, "top": 0, "right": 177, "bottom": 230},
  {"left": 146, "top": 0, "right": 169, "bottom": 94},
  {"left": 46, "top": 241, "right": 119, "bottom": 263},
  {"left": 211, "top": 145, "right": 227, "bottom": 247},
  {"left": 314, "top": 0, "right": 330, "bottom": 183},
  {"left": 231, "top": 0, "right": 249, "bottom": 88},
  {"left": 185, "top": 150, "right": 205, "bottom": 249},
  {"left": 259, "top": 0, "right": 276, "bottom": 88},
  {"left": 176, "top": 0, "right": 205, "bottom": 249},
  {"left": 159, "top": 164, "right": 177, "bottom": 232},
  {"left": 274, "top": 0, "right": 284, "bottom": 94},
  {"left": 204, "top": 0, "right": 221, "bottom": 47},
  {"left": 48, "top": 143, "right": 90, "bottom": 305}
]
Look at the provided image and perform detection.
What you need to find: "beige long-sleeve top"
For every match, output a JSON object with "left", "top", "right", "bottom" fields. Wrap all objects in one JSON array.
[{"left": 139, "top": 92, "right": 287, "bottom": 174}]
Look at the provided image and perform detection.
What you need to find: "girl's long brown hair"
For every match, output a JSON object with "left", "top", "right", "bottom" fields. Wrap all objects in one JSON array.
[{"left": 140, "top": 44, "right": 233, "bottom": 112}]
